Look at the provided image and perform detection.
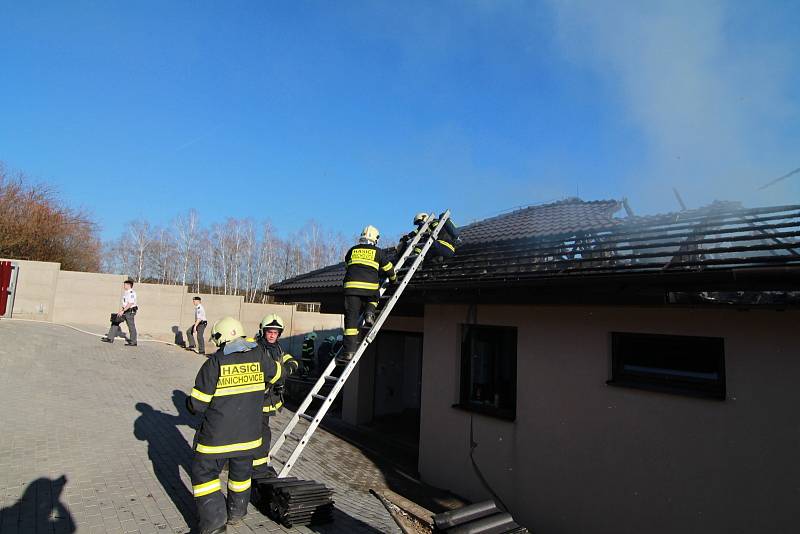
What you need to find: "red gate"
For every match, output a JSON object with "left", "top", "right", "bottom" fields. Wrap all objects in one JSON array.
[{"left": 0, "top": 261, "right": 13, "bottom": 316}]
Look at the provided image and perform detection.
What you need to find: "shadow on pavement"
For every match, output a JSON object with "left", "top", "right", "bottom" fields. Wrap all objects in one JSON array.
[
  {"left": 0, "top": 475, "right": 75, "bottom": 533},
  {"left": 171, "top": 326, "right": 186, "bottom": 346},
  {"left": 133, "top": 390, "right": 196, "bottom": 529},
  {"left": 310, "top": 507, "right": 386, "bottom": 533}
]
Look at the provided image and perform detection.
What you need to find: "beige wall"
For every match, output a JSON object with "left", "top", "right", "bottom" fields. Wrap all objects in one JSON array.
[
  {"left": 419, "top": 304, "right": 800, "bottom": 534},
  {"left": 53, "top": 270, "right": 127, "bottom": 325},
  {"left": 5, "top": 258, "right": 342, "bottom": 344},
  {"left": 134, "top": 283, "right": 186, "bottom": 336},
  {"left": 1, "top": 258, "right": 60, "bottom": 321}
]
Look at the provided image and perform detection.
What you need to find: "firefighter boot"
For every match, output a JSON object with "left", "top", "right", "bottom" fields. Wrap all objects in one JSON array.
[
  {"left": 226, "top": 487, "right": 250, "bottom": 526},
  {"left": 195, "top": 492, "right": 228, "bottom": 534},
  {"left": 363, "top": 310, "right": 376, "bottom": 328},
  {"left": 336, "top": 351, "right": 355, "bottom": 364}
]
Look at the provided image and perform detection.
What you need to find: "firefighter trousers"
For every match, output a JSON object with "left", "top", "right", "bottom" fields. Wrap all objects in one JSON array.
[
  {"left": 343, "top": 295, "right": 376, "bottom": 354},
  {"left": 251, "top": 415, "right": 277, "bottom": 480},
  {"left": 190, "top": 454, "right": 252, "bottom": 534}
]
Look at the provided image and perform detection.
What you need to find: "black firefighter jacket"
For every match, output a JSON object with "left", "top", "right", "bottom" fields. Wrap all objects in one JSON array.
[
  {"left": 187, "top": 338, "right": 282, "bottom": 458},
  {"left": 403, "top": 215, "right": 459, "bottom": 254},
  {"left": 257, "top": 336, "right": 298, "bottom": 416},
  {"left": 343, "top": 243, "right": 397, "bottom": 298}
]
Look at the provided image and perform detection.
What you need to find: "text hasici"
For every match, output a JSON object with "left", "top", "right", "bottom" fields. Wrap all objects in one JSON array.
[{"left": 217, "top": 363, "right": 264, "bottom": 388}]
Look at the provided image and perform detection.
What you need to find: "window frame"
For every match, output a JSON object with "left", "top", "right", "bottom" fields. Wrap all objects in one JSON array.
[
  {"left": 454, "top": 324, "right": 518, "bottom": 421},
  {"left": 608, "top": 331, "right": 726, "bottom": 400}
]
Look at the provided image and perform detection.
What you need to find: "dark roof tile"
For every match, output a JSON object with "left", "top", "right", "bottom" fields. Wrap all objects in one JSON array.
[{"left": 271, "top": 199, "right": 800, "bottom": 295}]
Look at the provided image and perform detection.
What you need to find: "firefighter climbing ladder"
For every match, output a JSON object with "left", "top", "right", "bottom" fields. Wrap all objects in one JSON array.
[{"left": 270, "top": 210, "right": 452, "bottom": 478}]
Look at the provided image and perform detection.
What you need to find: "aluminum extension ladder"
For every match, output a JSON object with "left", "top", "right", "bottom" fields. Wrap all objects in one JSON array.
[{"left": 270, "top": 210, "right": 452, "bottom": 478}]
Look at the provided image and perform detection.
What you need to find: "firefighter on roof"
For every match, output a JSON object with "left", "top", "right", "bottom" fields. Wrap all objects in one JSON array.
[
  {"left": 399, "top": 212, "right": 459, "bottom": 263},
  {"left": 251, "top": 313, "right": 298, "bottom": 480},
  {"left": 186, "top": 316, "right": 282, "bottom": 534},
  {"left": 341, "top": 225, "right": 397, "bottom": 362}
]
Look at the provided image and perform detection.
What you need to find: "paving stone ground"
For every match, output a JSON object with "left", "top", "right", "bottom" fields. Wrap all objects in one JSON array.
[{"left": 0, "top": 320, "right": 401, "bottom": 534}]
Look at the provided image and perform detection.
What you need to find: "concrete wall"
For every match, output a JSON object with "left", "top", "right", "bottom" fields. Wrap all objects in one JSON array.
[
  {"left": 1, "top": 258, "right": 60, "bottom": 321},
  {"left": 53, "top": 270, "right": 128, "bottom": 325},
  {"left": 134, "top": 283, "right": 186, "bottom": 338},
  {"left": 5, "top": 258, "right": 342, "bottom": 344},
  {"left": 418, "top": 304, "right": 800, "bottom": 534}
]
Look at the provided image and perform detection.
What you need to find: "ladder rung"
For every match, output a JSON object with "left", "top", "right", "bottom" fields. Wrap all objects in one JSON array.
[
  {"left": 324, "top": 375, "right": 338, "bottom": 382},
  {"left": 287, "top": 432, "right": 304, "bottom": 442},
  {"left": 312, "top": 394, "right": 327, "bottom": 401},
  {"left": 299, "top": 413, "right": 315, "bottom": 422}
]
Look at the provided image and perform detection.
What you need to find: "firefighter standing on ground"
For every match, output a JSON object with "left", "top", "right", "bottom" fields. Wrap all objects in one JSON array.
[
  {"left": 185, "top": 316, "right": 282, "bottom": 534},
  {"left": 251, "top": 314, "right": 299, "bottom": 479},
  {"left": 341, "top": 225, "right": 397, "bottom": 362},
  {"left": 300, "top": 332, "right": 316, "bottom": 375},
  {"left": 317, "top": 335, "right": 335, "bottom": 370}
]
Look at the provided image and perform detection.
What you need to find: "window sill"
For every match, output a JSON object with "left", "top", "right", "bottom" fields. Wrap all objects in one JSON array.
[
  {"left": 452, "top": 403, "right": 516, "bottom": 422},
  {"left": 606, "top": 379, "right": 726, "bottom": 400}
]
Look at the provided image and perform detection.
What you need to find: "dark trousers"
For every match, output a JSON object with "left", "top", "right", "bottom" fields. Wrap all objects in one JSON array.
[
  {"left": 428, "top": 241, "right": 455, "bottom": 263},
  {"left": 106, "top": 309, "right": 137, "bottom": 343},
  {"left": 186, "top": 322, "right": 207, "bottom": 352},
  {"left": 190, "top": 454, "right": 253, "bottom": 534},
  {"left": 343, "top": 295, "right": 377, "bottom": 354},
  {"left": 251, "top": 416, "right": 276, "bottom": 480}
]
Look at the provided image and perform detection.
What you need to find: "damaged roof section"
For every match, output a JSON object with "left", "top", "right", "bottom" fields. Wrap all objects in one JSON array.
[
  {"left": 270, "top": 199, "right": 800, "bottom": 303},
  {"left": 457, "top": 198, "right": 623, "bottom": 243},
  {"left": 416, "top": 201, "right": 800, "bottom": 287}
]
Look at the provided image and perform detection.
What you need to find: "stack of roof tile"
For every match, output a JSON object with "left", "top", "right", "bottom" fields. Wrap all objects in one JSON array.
[{"left": 256, "top": 477, "right": 334, "bottom": 528}]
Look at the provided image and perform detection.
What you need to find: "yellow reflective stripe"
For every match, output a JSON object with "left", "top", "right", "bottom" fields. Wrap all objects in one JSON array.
[
  {"left": 196, "top": 438, "right": 262, "bottom": 454},
  {"left": 368, "top": 302, "right": 378, "bottom": 307},
  {"left": 253, "top": 456, "right": 270, "bottom": 466},
  {"left": 282, "top": 354, "right": 294, "bottom": 363},
  {"left": 191, "top": 388, "right": 213, "bottom": 403},
  {"left": 262, "top": 401, "right": 283, "bottom": 413},
  {"left": 192, "top": 479, "right": 220, "bottom": 497},
  {"left": 227, "top": 478, "right": 251, "bottom": 492},
  {"left": 344, "top": 328, "right": 359, "bottom": 336},
  {"left": 213, "top": 383, "right": 265, "bottom": 397},
  {"left": 347, "top": 259, "right": 379, "bottom": 269},
  {"left": 381, "top": 262, "right": 394, "bottom": 272},
  {"left": 437, "top": 239, "right": 456, "bottom": 252},
  {"left": 344, "top": 281, "right": 379, "bottom": 290},
  {"left": 245, "top": 337, "right": 256, "bottom": 342},
  {"left": 268, "top": 361, "right": 282, "bottom": 384}
]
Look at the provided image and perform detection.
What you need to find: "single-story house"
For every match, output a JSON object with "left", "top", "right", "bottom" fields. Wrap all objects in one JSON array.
[{"left": 271, "top": 198, "right": 800, "bottom": 534}]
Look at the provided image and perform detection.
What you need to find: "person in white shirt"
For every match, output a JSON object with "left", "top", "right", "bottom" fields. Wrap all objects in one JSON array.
[
  {"left": 185, "top": 296, "right": 207, "bottom": 354},
  {"left": 102, "top": 279, "right": 138, "bottom": 346}
]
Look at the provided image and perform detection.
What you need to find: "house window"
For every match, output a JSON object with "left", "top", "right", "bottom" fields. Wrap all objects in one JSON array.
[
  {"left": 609, "top": 332, "right": 725, "bottom": 399},
  {"left": 457, "top": 325, "right": 517, "bottom": 420}
]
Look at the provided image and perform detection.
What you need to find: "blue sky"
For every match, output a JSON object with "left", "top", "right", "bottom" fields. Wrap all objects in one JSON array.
[{"left": 1, "top": 1, "right": 799, "bottom": 241}]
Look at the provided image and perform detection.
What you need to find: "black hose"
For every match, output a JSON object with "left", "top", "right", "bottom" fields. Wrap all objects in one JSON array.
[{"left": 469, "top": 414, "right": 509, "bottom": 513}]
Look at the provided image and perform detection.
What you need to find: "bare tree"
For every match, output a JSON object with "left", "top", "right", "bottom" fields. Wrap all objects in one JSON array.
[
  {"left": 127, "top": 220, "right": 151, "bottom": 282},
  {"left": 174, "top": 209, "right": 199, "bottom": 286},
  {"left": 102, "top": 211, "right": 350, "bottom": 294}
]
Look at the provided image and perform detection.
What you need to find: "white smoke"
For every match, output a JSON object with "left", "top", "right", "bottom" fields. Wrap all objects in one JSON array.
[{"left": 546, "top": 0, "right": 800, "bottom": 211}]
